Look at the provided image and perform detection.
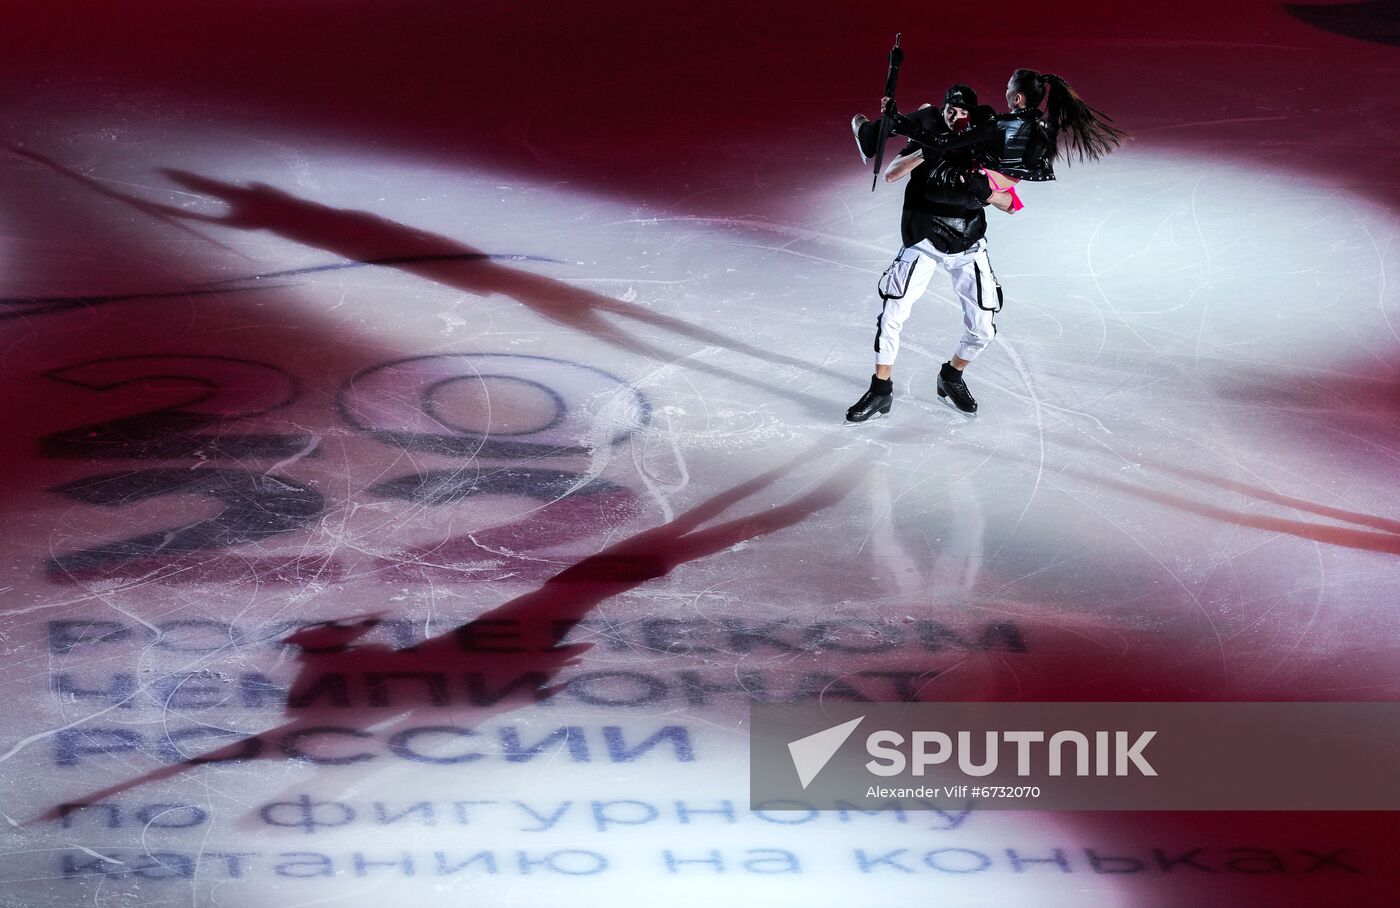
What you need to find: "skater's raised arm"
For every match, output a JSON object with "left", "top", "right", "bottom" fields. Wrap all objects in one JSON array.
[{"left": 929, "top": 110, "right": 998, "bottom": 152}]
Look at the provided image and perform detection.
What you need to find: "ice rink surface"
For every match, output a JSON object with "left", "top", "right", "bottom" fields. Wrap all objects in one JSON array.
[{"left": 1, "top": 2, "right": 1398, "bottom": 904}]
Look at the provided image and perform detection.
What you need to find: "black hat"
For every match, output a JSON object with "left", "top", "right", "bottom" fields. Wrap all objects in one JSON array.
[{"left": 943, "top": 84, "right": 978, "bottom": 110}]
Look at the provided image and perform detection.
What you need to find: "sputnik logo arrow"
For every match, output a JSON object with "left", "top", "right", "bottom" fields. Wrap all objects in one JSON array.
[{"left": 787, "top": 716, "right": 865, "bottom": 789}]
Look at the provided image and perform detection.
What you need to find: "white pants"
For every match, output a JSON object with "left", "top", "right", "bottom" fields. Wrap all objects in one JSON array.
[{"left": 872, "top": 239, "right": 1002, "bottom": 366}]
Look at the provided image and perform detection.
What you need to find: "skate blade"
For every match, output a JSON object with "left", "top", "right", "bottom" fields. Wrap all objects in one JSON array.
[
  {"left": 936, "top": 391, "right": 977, "bottom": 417},
  {"left": 844, "top": 409, "right": 891, "bottom": 425}
]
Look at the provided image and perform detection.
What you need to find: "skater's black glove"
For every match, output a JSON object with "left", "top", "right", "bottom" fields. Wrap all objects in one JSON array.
[
  {"left": 964, "top": 170, "right": 992, "bottom": 203},
  {"left": 922, "top": 162, "right": 985, "bottom": 208},
  {"left": 929, "top": 159, "right": 965, "bottom": 187}
]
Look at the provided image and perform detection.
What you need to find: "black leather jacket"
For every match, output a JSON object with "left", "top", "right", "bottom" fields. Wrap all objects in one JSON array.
[
  {"left": 893, "top": 106, "right": 995, "bottom": 253},
  {"left": 925, "top": 107, "right": 1057, "bottom": 182},
  {"left": 990, "top": 109, "right": 1056, "bottom": 181}
]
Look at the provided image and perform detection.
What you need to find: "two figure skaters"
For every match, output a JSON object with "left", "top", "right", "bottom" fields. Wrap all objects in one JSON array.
[{"left": 845, "top": 67, "right": 1126, "bottom": 422}]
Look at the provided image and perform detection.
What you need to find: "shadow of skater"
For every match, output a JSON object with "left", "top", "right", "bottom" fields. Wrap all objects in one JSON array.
[
  {"left": 35, "top": 443, "right": 867, "bottom": 821},
  {"left": 3, "top": 144, "right": 248, "bottom": 258},
  {"left": 163, "top": 169, "right": 847, "bottom": 414},
  {"left": 9, "top": 147, "right": 853, "bottom": 417}
]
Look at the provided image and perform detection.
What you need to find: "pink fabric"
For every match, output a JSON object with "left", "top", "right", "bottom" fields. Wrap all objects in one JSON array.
[{"left": 983, "top": 168, "right": 1024, "bottom": 212}]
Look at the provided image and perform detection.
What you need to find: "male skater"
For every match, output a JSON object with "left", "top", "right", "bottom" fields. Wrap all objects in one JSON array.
[{"left": 846, "top": 84, "right": 1003, "bottom": 420}]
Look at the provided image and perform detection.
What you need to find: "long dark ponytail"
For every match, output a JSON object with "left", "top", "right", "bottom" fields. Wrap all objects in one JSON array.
[{"left": 1011, "top": 69, "right": 1127, "bottom": 164}]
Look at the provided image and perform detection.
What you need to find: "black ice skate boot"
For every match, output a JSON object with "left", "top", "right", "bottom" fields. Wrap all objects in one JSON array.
[
  {"left": 846, "top": 374, "right": 894, "bottom": 422},
  {"left": 936, "top": 362, "right": 978, "bottom": 414},
  {"left": 851, "top": 114, "right": 881, "bottom": 164}
]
